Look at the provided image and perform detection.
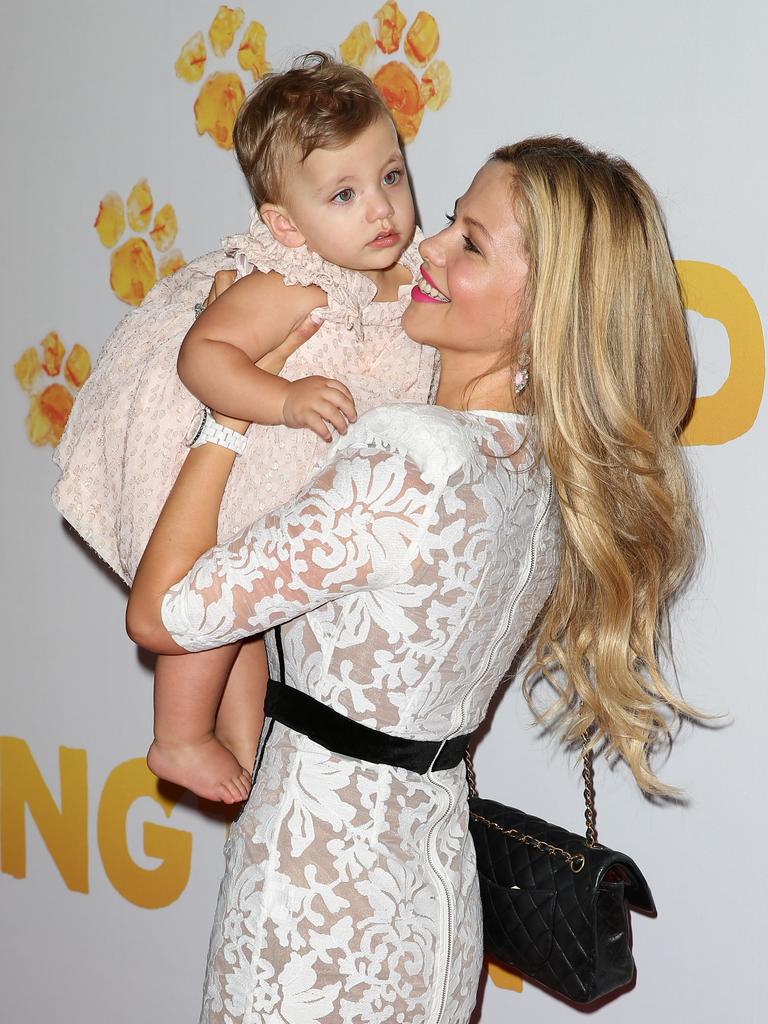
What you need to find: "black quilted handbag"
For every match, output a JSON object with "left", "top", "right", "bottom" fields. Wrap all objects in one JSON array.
[{"left": 466, "top": 737, "right": 656, "bottom": 1004}]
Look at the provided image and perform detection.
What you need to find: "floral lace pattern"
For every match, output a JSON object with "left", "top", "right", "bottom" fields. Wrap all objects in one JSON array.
[
  {"left": 52, "top": 218, "right": 435, "bottom": 583},
  {"left": 162, "top": 404, "right": 560, "bottom": 1024}
]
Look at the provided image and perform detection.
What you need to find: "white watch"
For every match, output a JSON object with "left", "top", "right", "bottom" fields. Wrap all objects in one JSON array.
[{"left": 185, "top": 406, "right": 247, "bottom": 455}]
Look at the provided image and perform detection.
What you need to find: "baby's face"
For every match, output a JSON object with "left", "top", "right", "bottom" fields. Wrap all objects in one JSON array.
[{"left": 277, "top": 116, "right": 415, "bottom": 273}]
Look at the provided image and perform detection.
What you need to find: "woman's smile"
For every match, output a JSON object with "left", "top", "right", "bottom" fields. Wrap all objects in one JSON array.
[{"left": 412, "top": 266, "right": 450, "bottom": 303}]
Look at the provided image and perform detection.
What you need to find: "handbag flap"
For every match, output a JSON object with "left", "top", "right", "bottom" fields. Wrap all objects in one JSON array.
[
  {"left": 469, "top": 797, "right": 655, "bottom": 913},
  {"left": 599, "top": 857, "right": 656, "bottom": 914}
]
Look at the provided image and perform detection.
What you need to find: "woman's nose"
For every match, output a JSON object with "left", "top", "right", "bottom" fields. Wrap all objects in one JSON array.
[{"left": 419, "top": 230, "right": 446, "bottom": 267}]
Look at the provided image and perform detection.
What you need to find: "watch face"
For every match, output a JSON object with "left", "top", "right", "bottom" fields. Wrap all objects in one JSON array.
[{"left": 185, "top": 408, "right": 207, "bottom": 446}]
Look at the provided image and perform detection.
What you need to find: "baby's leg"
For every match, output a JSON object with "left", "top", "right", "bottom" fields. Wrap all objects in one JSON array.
[
  {"left": 215, "top": 636, "right": 269, "bottom": 775},
  {"left": 148, "top": 646, "right": 252, "bottom": 804}
]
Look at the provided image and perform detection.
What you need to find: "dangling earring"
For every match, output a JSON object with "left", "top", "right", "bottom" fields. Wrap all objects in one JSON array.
[{"left": 514, "top": 330, "right": 531, "bottom": 395}]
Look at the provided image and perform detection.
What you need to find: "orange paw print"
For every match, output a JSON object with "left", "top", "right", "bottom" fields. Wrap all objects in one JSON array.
[
  {"left": 13, "top": 333, "right": 92, "bottom": 447},
  {"left": 340, "top": 3, "right": 451, "bottom": 143},
  {"left": 94, "top": 180, "right": 185, "bottom": 306},
  {"left": 175, "top": 5, "right": 271, "bottom": 150}
]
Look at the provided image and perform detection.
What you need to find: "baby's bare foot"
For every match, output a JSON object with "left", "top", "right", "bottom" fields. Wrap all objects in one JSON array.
[
  {"left": 147, "top": 736, "right": 252, "bottom": 803},
  {"left": 215, "top": 726, "right": 258, "bottom": 779}
]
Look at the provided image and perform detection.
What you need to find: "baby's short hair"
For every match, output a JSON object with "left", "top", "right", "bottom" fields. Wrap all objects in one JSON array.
[{"left": 234, "top": 52, "right": 394, "bottom": 207}]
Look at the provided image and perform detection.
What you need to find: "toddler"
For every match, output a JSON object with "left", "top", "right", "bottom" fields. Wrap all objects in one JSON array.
[{"left": 53, "top": 53, "right": 436, "bottom": 802}]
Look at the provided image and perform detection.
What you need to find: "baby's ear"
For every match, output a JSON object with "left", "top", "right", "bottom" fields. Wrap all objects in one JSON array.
[{"left": 260, "top": 205, "right": 306, "bottom": 248}]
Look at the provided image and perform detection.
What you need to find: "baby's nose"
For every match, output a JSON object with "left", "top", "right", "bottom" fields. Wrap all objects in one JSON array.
[{"left": 368, "top": 190, "right": 395, "bottom": 222}]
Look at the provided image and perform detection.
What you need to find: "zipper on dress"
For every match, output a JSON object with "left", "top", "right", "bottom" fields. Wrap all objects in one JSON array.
[
  {"left": 425, "top": 768, "right": 456, "bottom": 1024},
  {"left": 427, "top": 473, "right": 554, "bottom": 1024}
]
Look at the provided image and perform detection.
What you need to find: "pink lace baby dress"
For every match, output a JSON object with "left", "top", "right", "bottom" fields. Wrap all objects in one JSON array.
[{"left": 52, "top": 211, "right": 436, "bottom": 583}]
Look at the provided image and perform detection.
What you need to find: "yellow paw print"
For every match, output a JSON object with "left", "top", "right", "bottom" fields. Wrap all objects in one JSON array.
[
  {"left": 340, "top": 3, "right": 451, "bottom": 143},
  {"left": 175, "top": 5, "right": 270, "bottom": 150},
  {"left": 94, "top": 180, "right": 185, "bottom": 306},
  {"left": 13, "top": 333, "right": 92, "bottom": 447}
]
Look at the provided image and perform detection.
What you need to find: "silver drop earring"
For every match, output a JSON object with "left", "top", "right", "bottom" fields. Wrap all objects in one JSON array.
[{"left": 514, "top": 331, "right": 531, "bottom": 395}]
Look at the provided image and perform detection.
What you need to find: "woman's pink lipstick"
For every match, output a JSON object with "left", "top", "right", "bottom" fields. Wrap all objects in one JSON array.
[{"left": 411, "top": 265, "right": 450, "bottom": 304}]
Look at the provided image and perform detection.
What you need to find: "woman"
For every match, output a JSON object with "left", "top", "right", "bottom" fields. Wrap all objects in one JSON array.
[{"left": 127, "top": 137, "right": 700, "bottom": 1024}]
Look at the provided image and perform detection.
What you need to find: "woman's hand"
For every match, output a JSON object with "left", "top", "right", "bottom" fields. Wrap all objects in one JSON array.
[
  {"left": 203, "top": 269, "right": 325, "bottom": 376},
  {"left": 256, "top": 309, "right": 325, "bottom": 376},
  {"left": 204, "top": 269, "right": 237, "bottom": 307}
]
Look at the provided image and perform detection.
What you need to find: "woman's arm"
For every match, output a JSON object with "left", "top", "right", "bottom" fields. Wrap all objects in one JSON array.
[
  {"left": 126, "top": 432, "right": 436, "bottom": 656},
  {"left": 126, "top": 414, "right": 247, "bottom": 654}
]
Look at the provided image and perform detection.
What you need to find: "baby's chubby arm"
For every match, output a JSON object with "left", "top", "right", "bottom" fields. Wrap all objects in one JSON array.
[{"left": 178, "top": 270, "right": 356, "bottom": 440}]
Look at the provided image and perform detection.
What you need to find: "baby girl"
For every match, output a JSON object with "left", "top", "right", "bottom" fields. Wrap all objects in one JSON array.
[{"left": 53, "top": 53, "right": 437, "bottom": 802}]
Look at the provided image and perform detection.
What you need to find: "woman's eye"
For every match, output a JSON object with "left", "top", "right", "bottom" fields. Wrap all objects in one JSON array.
[
  {"left": 332, "top": 188, "right": 355, "bottom": 205},
  {"left": 383, "top": 169, "right": 402, "bottom": 186},
  {"left": 446, "top": 211, "right": 479, "bottom": 252}
]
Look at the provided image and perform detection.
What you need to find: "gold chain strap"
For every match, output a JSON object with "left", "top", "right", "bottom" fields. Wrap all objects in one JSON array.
[
  {"left": 466, "top": 726, "right": 598, "bottom": 876},
  {"left": 581, "top": 727, "right": 598, "bottom": 849}
]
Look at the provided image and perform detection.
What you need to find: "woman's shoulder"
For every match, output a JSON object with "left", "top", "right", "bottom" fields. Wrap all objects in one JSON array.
[{"left": 328, "top": 404, "right": 474, "bottom": 487}]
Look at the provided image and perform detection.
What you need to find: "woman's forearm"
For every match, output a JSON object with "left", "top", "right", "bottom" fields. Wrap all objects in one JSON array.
[{"left": 126, "top": 424, "right": 244, "bottom": 653}]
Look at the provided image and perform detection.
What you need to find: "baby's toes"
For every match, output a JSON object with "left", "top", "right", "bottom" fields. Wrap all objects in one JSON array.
[
  {"left": 217, "top": 780, "right": 241, "bottom": 804},
  {"left": 232, "top": 772, "right": 251, "bottom": 802}
]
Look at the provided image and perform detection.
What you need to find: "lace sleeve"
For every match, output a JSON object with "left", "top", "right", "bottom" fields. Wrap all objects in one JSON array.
[{"left": 161, "top": 444, "right": 437, "bottom": 652}]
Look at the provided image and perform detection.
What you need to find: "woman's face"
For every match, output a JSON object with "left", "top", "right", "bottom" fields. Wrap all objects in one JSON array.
[{"left": 402, "top": 160, "right": 528, "bottom": 364}]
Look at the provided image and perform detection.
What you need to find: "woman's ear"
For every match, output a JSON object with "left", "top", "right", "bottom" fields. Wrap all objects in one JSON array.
[{"left": 260, "top": 204, "right": 306, "bottom": 248}]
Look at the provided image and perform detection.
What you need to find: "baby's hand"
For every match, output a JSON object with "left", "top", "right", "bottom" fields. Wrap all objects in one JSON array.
[{"left": 282, "top": 377, "right": 357, "bottom": 441}]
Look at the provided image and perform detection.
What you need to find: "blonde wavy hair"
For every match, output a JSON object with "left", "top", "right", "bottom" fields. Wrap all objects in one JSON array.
[{"left": 492, "top": 137, "right": 704, "bottom": 797}]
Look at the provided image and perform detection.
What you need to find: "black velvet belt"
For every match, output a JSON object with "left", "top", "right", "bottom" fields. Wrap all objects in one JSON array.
[{"left": 264, "top": 677, "right": 471, "bottom": 775}]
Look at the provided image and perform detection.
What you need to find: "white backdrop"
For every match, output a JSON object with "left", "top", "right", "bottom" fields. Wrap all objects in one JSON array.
[{"left": 1, "top": 2, "right": 765, "bottom": 1021}]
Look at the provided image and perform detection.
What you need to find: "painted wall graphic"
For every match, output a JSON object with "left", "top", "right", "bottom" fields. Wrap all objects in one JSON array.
[
  {"left": 3, "top": 4, "right": 766, "bottom": 1023},
  {"left": 14, "top": 332, "right": 92, "bottom": 447},
  {"left": 95, "top": 181, "right": 185, "bottom": 306},
  {"left": 175, "top": 6, "right": 270, "bottom": 149},
  {"left": 339, "top": 3, "right": 451, "bottom": 142},
  {"left": 175, "top": 3, "right": 451, "bottom": 150}
]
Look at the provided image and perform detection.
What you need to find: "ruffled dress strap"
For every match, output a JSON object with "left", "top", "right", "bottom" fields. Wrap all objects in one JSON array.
[
  {"left": 398, "top": 225, "right": 424, "bottom": 281},
  {"left": 222, "top": 209, "right": 378, "bottom": 334},
  {"left": 222, "top": 213, "right": 426, "bottom": 341}
]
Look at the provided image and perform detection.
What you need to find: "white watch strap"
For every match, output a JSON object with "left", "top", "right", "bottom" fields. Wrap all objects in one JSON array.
[
  {"left": 195, "top": 408, "right": 248, "bottom": 455},
  {"left": 206, "top": 418, "right": 247, "bottom": 455}
]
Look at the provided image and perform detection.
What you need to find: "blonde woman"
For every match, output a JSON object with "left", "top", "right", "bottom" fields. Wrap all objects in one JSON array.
[{"left": 127, "top": 137, "right": 701, "bottom": 1024}]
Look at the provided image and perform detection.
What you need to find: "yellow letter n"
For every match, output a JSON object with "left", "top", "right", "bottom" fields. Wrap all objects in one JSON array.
[{"left": 0, "top": 738, "right": 88, "bottom": 893}]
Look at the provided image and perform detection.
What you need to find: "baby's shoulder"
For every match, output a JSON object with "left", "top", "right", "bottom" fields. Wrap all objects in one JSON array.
[
  {"left": 331, "top": 404, "right": 474, "bottom": 487},
  {"left": 232, "top": 265, "right": 327, "bottom": 316}
]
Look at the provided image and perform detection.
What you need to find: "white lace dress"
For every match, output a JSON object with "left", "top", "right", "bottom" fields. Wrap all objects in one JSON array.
[{"left": 162, "top": 403, "right": 561, "bottom": 1024}]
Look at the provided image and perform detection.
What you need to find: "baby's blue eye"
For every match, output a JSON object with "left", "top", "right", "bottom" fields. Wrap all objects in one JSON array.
[
  {"left": 332, "top": 188, "right": 355, "bottom": 205},
  {"left": 383, "top": 169, "right": 402, "bottom": 186}
]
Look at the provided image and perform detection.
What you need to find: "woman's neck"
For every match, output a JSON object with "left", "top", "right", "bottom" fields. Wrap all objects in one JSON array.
[{"left": 434, "top": 358, "right": 527, "bottom": 414}]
